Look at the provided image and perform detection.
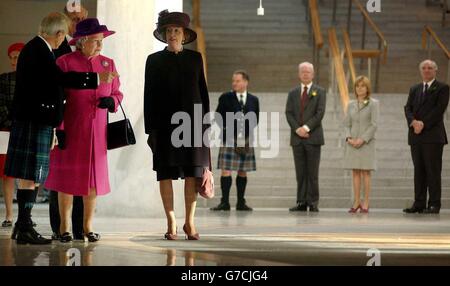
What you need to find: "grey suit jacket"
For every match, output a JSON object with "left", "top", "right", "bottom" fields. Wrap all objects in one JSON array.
[{"left": 285, "top": 84, "right": 326, "bottom": 146}]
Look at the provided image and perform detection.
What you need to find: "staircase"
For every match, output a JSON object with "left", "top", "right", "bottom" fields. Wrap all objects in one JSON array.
[
  {"left": 199, "top": 92, "right": 450, "bottom": 210},
  {"left": 182, "top": 0, "right": 450, "bottom": 209},
  {"left": 184, "top": 0, "right": 450, "bottom": 93}
]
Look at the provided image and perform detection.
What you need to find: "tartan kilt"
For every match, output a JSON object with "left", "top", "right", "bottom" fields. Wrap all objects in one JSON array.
[
  {"left": 4, "top": 120, "right": 53, "bottom": 184},
  {"left": 217, "top": 147, "right": 256, "bottom": 172}
]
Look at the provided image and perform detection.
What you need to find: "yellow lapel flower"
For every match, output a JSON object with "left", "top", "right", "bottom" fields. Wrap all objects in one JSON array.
[{"left": 311, "top": 90, "right": 318, "bottom": 97}]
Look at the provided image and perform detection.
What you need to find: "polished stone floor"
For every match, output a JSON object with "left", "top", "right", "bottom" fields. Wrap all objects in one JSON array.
[{"left": 1, "top": 206, "right": 449, "bottom": 266}]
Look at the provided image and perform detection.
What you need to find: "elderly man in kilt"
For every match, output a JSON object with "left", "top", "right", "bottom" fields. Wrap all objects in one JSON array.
[
  {"left": 211, "top": 70, "right": 259, "bottom": 211},
  {"left": 6, "top": 12, "right": 116, "bottom": 244}
]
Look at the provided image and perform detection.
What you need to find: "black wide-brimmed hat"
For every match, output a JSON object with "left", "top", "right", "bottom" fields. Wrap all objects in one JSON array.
[{"left": 153, "top": 10, "right": 197, "bottom": 45}]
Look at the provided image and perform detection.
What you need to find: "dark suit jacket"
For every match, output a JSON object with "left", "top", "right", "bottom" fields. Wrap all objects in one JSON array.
[
  {"left": 12, "top": 36, "right": 98, "bottom": 127},
  {"left": 285, "top": 84, "right": 326, "bottom": 146},
  {"left": 53, "top": 37, "right": 72, "bottom": 59},
  {"left": 404, "top": 80, "right": 449, "bottom": 145},
  {"left": 216, "top": 91, "right": 260, "bottom": 145}
]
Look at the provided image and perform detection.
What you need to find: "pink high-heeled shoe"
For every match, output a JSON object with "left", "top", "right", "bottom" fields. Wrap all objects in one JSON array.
[
  {"left": 360, "top": 206, "right": 369, "bottom": 213},
  {"left": 348, "top": 205, "right": 361, "bottom": 213}
]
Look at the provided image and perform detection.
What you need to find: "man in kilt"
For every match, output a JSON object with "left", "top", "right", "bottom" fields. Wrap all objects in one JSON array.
[
  {"left": 211, "top": 70, "right": 259, "bottom": 211},
  {"left": 6, "top": 12, "right": 116, "bottom": 244}
]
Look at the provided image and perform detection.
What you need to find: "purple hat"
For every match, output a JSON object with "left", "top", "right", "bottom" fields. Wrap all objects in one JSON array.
[
  {"left": 69, "top": 18, "right": 115, "bottom": 46},
  {"left": 153, "top": 10, "right": 197, "bottom": 45}
]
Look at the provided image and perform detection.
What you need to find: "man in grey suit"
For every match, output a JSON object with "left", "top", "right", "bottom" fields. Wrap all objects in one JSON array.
[{"left": 285, "top": 62, "right": 326, "bottom": 212}]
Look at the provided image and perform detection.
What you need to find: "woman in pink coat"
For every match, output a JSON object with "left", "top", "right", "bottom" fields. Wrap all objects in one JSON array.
[{"left": 45, "top": 18, "right": 122, "bottom": 243}]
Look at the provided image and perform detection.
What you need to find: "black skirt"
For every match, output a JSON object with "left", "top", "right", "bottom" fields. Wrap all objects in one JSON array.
[{"left": 156, "top": 166, "right": 203, "bottom": 181}]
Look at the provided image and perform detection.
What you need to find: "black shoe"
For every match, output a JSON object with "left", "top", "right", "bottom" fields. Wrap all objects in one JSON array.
[
  {"left": 2, "top": 220, "right": 12, "bottom": 227},
  {"left": 309, "top": 206, "right": 319, "bottom": 212},
  {"left": 403, "top": 206, "right": 425, "bottom": 214},
  {"left": 16, "top": 227, "right": 52, "bottom": 245},
  {"left": 210, "top": 202, "right": 231, "bottom": 211},
  {"left": 289, "top": 203, "right": 308, "bottom": 212},
  {"left": 423, "top": 206, "right": 440, "bottom": 214},
  {"left": 236, "top": 203, "right": 253, "bottom": 211},
  {"left": 11, "top": 225, "right": 18, "bottom": 240},
  {"left": 85, "top": 232, "right": 101, "bottom": 242},
  {"left": 60, "top": 232, "right": 73, "bottom": 243},
  {"left": 51, "top": 232, "right": 61, "bottom": 241}
]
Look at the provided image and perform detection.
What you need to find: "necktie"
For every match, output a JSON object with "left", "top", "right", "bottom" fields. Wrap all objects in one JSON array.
[
  {"left": 420, "top": 83, "right": 428, "bottom": 105},
  {"left": 300, "top": 86, "right": 308, "bottom": 124},
  {"left": 239, "top": 94, "right": 245, "bottom": 110}
]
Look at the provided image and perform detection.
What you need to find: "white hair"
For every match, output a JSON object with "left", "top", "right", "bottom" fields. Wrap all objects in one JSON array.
[
  {"left": 298, "top": 62, "right": 315, "bottom": 72},
  {"left": 419, "top": 59, "right": 438, "bottom": 71},
  {"left": 75, "top": 37, "right": 88, "bottom": 51},
  {"left": 39, "top": 12, "right": 69, "bottom": 36}
]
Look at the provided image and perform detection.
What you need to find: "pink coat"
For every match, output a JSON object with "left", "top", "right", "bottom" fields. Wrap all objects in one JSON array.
[{"left": 45, "top": 51, "right": 123, "bottom": 196}]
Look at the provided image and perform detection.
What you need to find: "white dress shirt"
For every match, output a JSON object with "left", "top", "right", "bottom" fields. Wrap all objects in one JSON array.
[{"left": 236, "top": 90, "right": 247, "bottom": 106}]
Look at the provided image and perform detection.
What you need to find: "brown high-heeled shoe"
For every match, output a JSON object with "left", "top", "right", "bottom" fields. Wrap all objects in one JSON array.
[
  {"left": 164, "top": 226, "right": 178, "bottom": 240},
  {"left": 164, "top": 232, "right": 178, "bottom": 240},
  {"left": 183, "top": 224, "right": 200, "bottom": 240}
]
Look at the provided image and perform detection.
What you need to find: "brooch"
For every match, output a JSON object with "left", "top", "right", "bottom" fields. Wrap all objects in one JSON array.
[{"left": 101, "top": 60, "right": 110, "bottom": 68}]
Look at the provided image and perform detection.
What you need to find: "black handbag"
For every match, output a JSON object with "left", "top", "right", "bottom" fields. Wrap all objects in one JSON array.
[{"left": 107, "top": 102, "right": 136, "bottom": 150}]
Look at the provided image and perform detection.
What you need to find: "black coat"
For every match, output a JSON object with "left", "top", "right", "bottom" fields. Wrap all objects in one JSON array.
[
  {"left": 53, "top": 37, "right": 72, "bottom": 59},
  {"left": 215, "top": 91, "right": 259, "bottom": 145},
  {"left": 404, "top": 80, "right": 449, "bottom": 145},
  {"left": 144, "top": 48, "right": 210, "bottom": 170},
  {"left": 12, "top": 36, "right": 98, "bottom": 127}
]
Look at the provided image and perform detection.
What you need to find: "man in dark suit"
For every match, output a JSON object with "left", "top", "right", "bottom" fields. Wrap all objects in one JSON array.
[
  {"left": 7, "top": 12, "right": 116, "bottom": 244},
  {"left": 48, "top": 4, "right": 89, "bottom": 242},
  {"left": 286, "top": 62, "right": 326, "bottom": 212},
  {"left": 404, "top": 59, "right": 449, "bottom": 214},
  {"left": 211, "top": 70, "right": 259, "bottom": 211}
]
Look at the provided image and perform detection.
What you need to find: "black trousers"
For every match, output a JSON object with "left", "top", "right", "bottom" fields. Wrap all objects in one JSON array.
[
  {"left": 49, "top": 190, "right": 84, "bottom": 236},
  {"left": 292, "top": 143, "right": 321, "bottom": 207},
  {"left": 410, "top": 144, "right": 444, "bottom": 208}
]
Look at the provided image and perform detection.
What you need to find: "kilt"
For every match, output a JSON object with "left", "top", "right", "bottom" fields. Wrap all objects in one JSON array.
[
  {"left": 4, "top": 120, "right": 53, "bottom": 184},
  {"left": 217, "top": 147, "right": 256, "bottom": 172}
]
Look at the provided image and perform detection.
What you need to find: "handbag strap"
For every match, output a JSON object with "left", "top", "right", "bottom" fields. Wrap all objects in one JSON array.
[{"left": 107, "top": 100, "right": 127, "bottom": 123}]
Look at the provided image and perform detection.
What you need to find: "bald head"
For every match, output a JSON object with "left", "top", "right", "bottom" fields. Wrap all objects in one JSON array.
[
  {"left": 298, "top": 62, "right": 315, "bottom": 85},
  {"left": 419, "top": 59, "right": 438, "bottom": 82}
]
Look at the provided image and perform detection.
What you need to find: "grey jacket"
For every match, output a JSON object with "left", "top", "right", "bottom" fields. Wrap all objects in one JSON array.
[
  {"left": 285, "top": 84, "right": 326, "bottom": 146},
  {"left": 343, "top": 98, "right": 379, "bottom": 143}
]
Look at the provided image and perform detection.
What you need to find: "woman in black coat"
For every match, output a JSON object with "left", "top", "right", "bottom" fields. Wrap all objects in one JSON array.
[{"left": 144, "top": 10, "right": 210, "bottom": 240}]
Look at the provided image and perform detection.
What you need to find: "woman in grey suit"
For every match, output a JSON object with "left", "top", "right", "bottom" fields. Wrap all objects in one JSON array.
[{"left": 343, "top": 76, "right": 379, "bottom": 213}]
